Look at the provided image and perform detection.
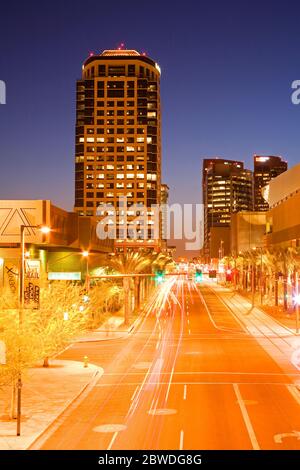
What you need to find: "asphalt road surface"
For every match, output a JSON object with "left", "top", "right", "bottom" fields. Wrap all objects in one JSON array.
[{"left": 33, "top": 278, "right": 300, "bottom": 450}]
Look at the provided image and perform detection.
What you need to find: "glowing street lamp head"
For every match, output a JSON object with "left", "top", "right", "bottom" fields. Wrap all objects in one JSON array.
[
  {"left": 294, "top": 294, "right": 300, "bottom": 305},
  {"left": 40, "top": 226, "right": 51, "bottom": 234},
  {"left": 82, "top": 250, "right": 89, "bottom": 257}
]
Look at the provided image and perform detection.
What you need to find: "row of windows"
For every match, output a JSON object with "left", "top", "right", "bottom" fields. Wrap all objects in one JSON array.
[
  {"left": 84, "top": 147, "right": 146, "bottom": 154},
  {"left": 83, "top": 181, "right": 158, "bottom": 189},
  {"left": 78, "top": 81, "right": 157, "bottom": 92},
  {"left": 85, "top": 193, "right": 146, "bottom": 202},
  {"left": 84, "top": 64, "right": 158, "bottom": 80},
  {"left": 82, "top": 183, "right": 156, "bottom": 192},
  {"left": 84, "top": 173, "right": 157, "bottom": 180},
  {"left": 85, "top": 164, "right": 145, "bottom": 170},
  {"left": 92, "top": 109, "right": 135, "bottom": 116},
  {"left": 83, "top": 132, "right": 153, "bottom": 143},
  {"left": 85, "top": 127, "right": 146, "bottom": 136},
  {"left": 76, "top": 155, "right": 147, "bottom": 163},
  {"left": 84, "top": 147, "right": 145, "bottom": 155}
]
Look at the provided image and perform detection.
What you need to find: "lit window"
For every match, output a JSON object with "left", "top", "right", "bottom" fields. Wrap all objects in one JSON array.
[
  {"left": 97, "top": 174, "right": 104, "bottom": 179},
  {"left": 117, "top": 174, "right": 124, "bottom": 179},
  {"left": 117, "top": 138, "right": 124, "bottom": 143},
  {"left": 79, "top": 137, "right": 84, "bottom": 142},
  {"left": 137, "top": 173, "right": 144, "bottom": 179},
  {"left": 137, "top": 137, "right": 144, "bottom": 143},
  {"left": 107, "top": 165, "right": 114, "bottom": 170},
  {"left": 97, "top": 137, "right": 105, "bottom": 142},
  {"left": 127, "top": 173, "right": 134, "bottom": 179},
  {"left": 86, "top": 137, "right": 95, "bottom": 142},
  {"left": 126, "top": 146, "right": 135, "bottom": 152}
]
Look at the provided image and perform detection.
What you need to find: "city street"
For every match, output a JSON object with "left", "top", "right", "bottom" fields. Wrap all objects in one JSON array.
[{"left": 31, "top": 278, "right": 300, "bottom": 450}]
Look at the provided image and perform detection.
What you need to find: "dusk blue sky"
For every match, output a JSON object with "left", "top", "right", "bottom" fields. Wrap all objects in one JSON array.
[{"left": 0, "top": 0, "right": 300, "bottom": 253}]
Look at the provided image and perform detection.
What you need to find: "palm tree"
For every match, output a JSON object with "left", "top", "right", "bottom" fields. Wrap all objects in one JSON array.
[{"left": 108, "top": 251, "right": 153, "bottom": 325}]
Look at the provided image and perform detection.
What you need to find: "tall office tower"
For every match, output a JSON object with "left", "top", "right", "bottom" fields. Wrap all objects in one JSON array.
[
  {"left": 202, "top": 158, "right": 253, "bottom": 260},
  {"left": 253, "top": 155, "right": 287, "bottom": 211},
  {"left": 74, "top": 48, "right": 161, "bottom": 251}
]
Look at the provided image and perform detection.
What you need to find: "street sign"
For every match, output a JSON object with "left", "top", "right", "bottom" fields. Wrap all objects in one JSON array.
[
  {"left": 24, "top": 259, "right": 40, "bottom": 309},
  {"left": 0, "top": 340, "right": 6, "bottom": 365},
  {"left": 48, "top": 272, "right": 81, "bottom": 281}
]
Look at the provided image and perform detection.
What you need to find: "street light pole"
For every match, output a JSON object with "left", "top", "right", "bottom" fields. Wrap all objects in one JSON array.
[
  {"left": 17, "top": 224, "right": 50, "bottom": 436},
  {"left": 82, "top": 251, "right": 90, "bottom": 292},
  {"left": 260, "top": 247, "right": 263, "bottom": 306},
  {"left": 296, "top": 272, "right": 299, "bottom": 335}
]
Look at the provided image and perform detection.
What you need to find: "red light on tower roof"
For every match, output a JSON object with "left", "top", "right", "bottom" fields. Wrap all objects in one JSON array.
[
  {"left": 89, "top": 52, "right": 94, "bottom": 57},
  {"left": 142, "top": 51, "right": 147, "bottom": 56}
]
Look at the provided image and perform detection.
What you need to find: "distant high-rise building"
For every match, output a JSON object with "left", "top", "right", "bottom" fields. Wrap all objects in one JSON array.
[
  {"left": 254, "top": 155, "right": 287, "bottom": 211},
  {"left": 202, "top": 158, "right": 253, "bottom": 260},
  {"left": 74, "top": 48, "right": 161, "bottom": 251}
]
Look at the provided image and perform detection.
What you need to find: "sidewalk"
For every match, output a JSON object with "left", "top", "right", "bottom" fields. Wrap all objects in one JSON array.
[
  {"left": 235, "top": 287, "right": 298, "bottom": 331},
  {"left": 0, "top": 360, "right": 103, "bottom": 450},
  {"left": 209, "top": 282, "right": 300, "bottom": 377}
]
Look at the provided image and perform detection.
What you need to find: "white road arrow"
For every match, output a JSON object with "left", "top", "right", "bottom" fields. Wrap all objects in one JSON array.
[{"left": 274, "top": 431, "right": 300, "bottom": 444}]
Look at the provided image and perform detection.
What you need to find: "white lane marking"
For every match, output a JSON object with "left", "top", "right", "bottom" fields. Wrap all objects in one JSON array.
[
  {"left": 131, "top": 386, "right": 139, "bottom": 401},
  {"left": 126, "top": 362, "right": 153, "bottom": 418},
  {"left": 233, "top": 383, "right": 260, "bottom": 450},
  {"left": 179, "top": 430, "right": 184, "bottom": 450},
  {"left": 97, "top": 380, "right": 297, "bottom": 387},
  {"left": 183, "top": 384, "right": 187, "bottom": 400},
  {"left": 188, "top": 329, "right": 191, "bottom": 335},
  {"left": 107, "top": 431, "right": 118, "bottom": 450},
  {"left": 102, "top": 370, "right": 297, "bottom": 377},
  {"left": 187, "top": 319, "right": 190, "bottom": 325},
  {"left": 165, "top": 366, "right": 175, "bottom": 402},
  {"left": 156, "top": 341, "right": 160, "bottom": 350},
  {"left": 286, "top": 384, "right": 300, "bottom": 406}
]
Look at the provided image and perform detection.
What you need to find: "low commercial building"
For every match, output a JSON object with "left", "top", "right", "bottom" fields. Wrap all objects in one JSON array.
[
  {"left": 231, "top": 211, "right": 267, "bottom": 255},
  {"left": 265, "top": 163, "right": 300, "bottom": 247},
  {"left": 0, "top": 200, "right": 113, "bottom": 294}
]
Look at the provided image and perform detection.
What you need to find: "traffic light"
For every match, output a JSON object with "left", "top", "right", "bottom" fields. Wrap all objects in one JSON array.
[
  {"left": 155, "top": 270, "right": 165, "bottom": 284},
  {"left": 195, "top": 270, "right": 203, "bottom": 283}
]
